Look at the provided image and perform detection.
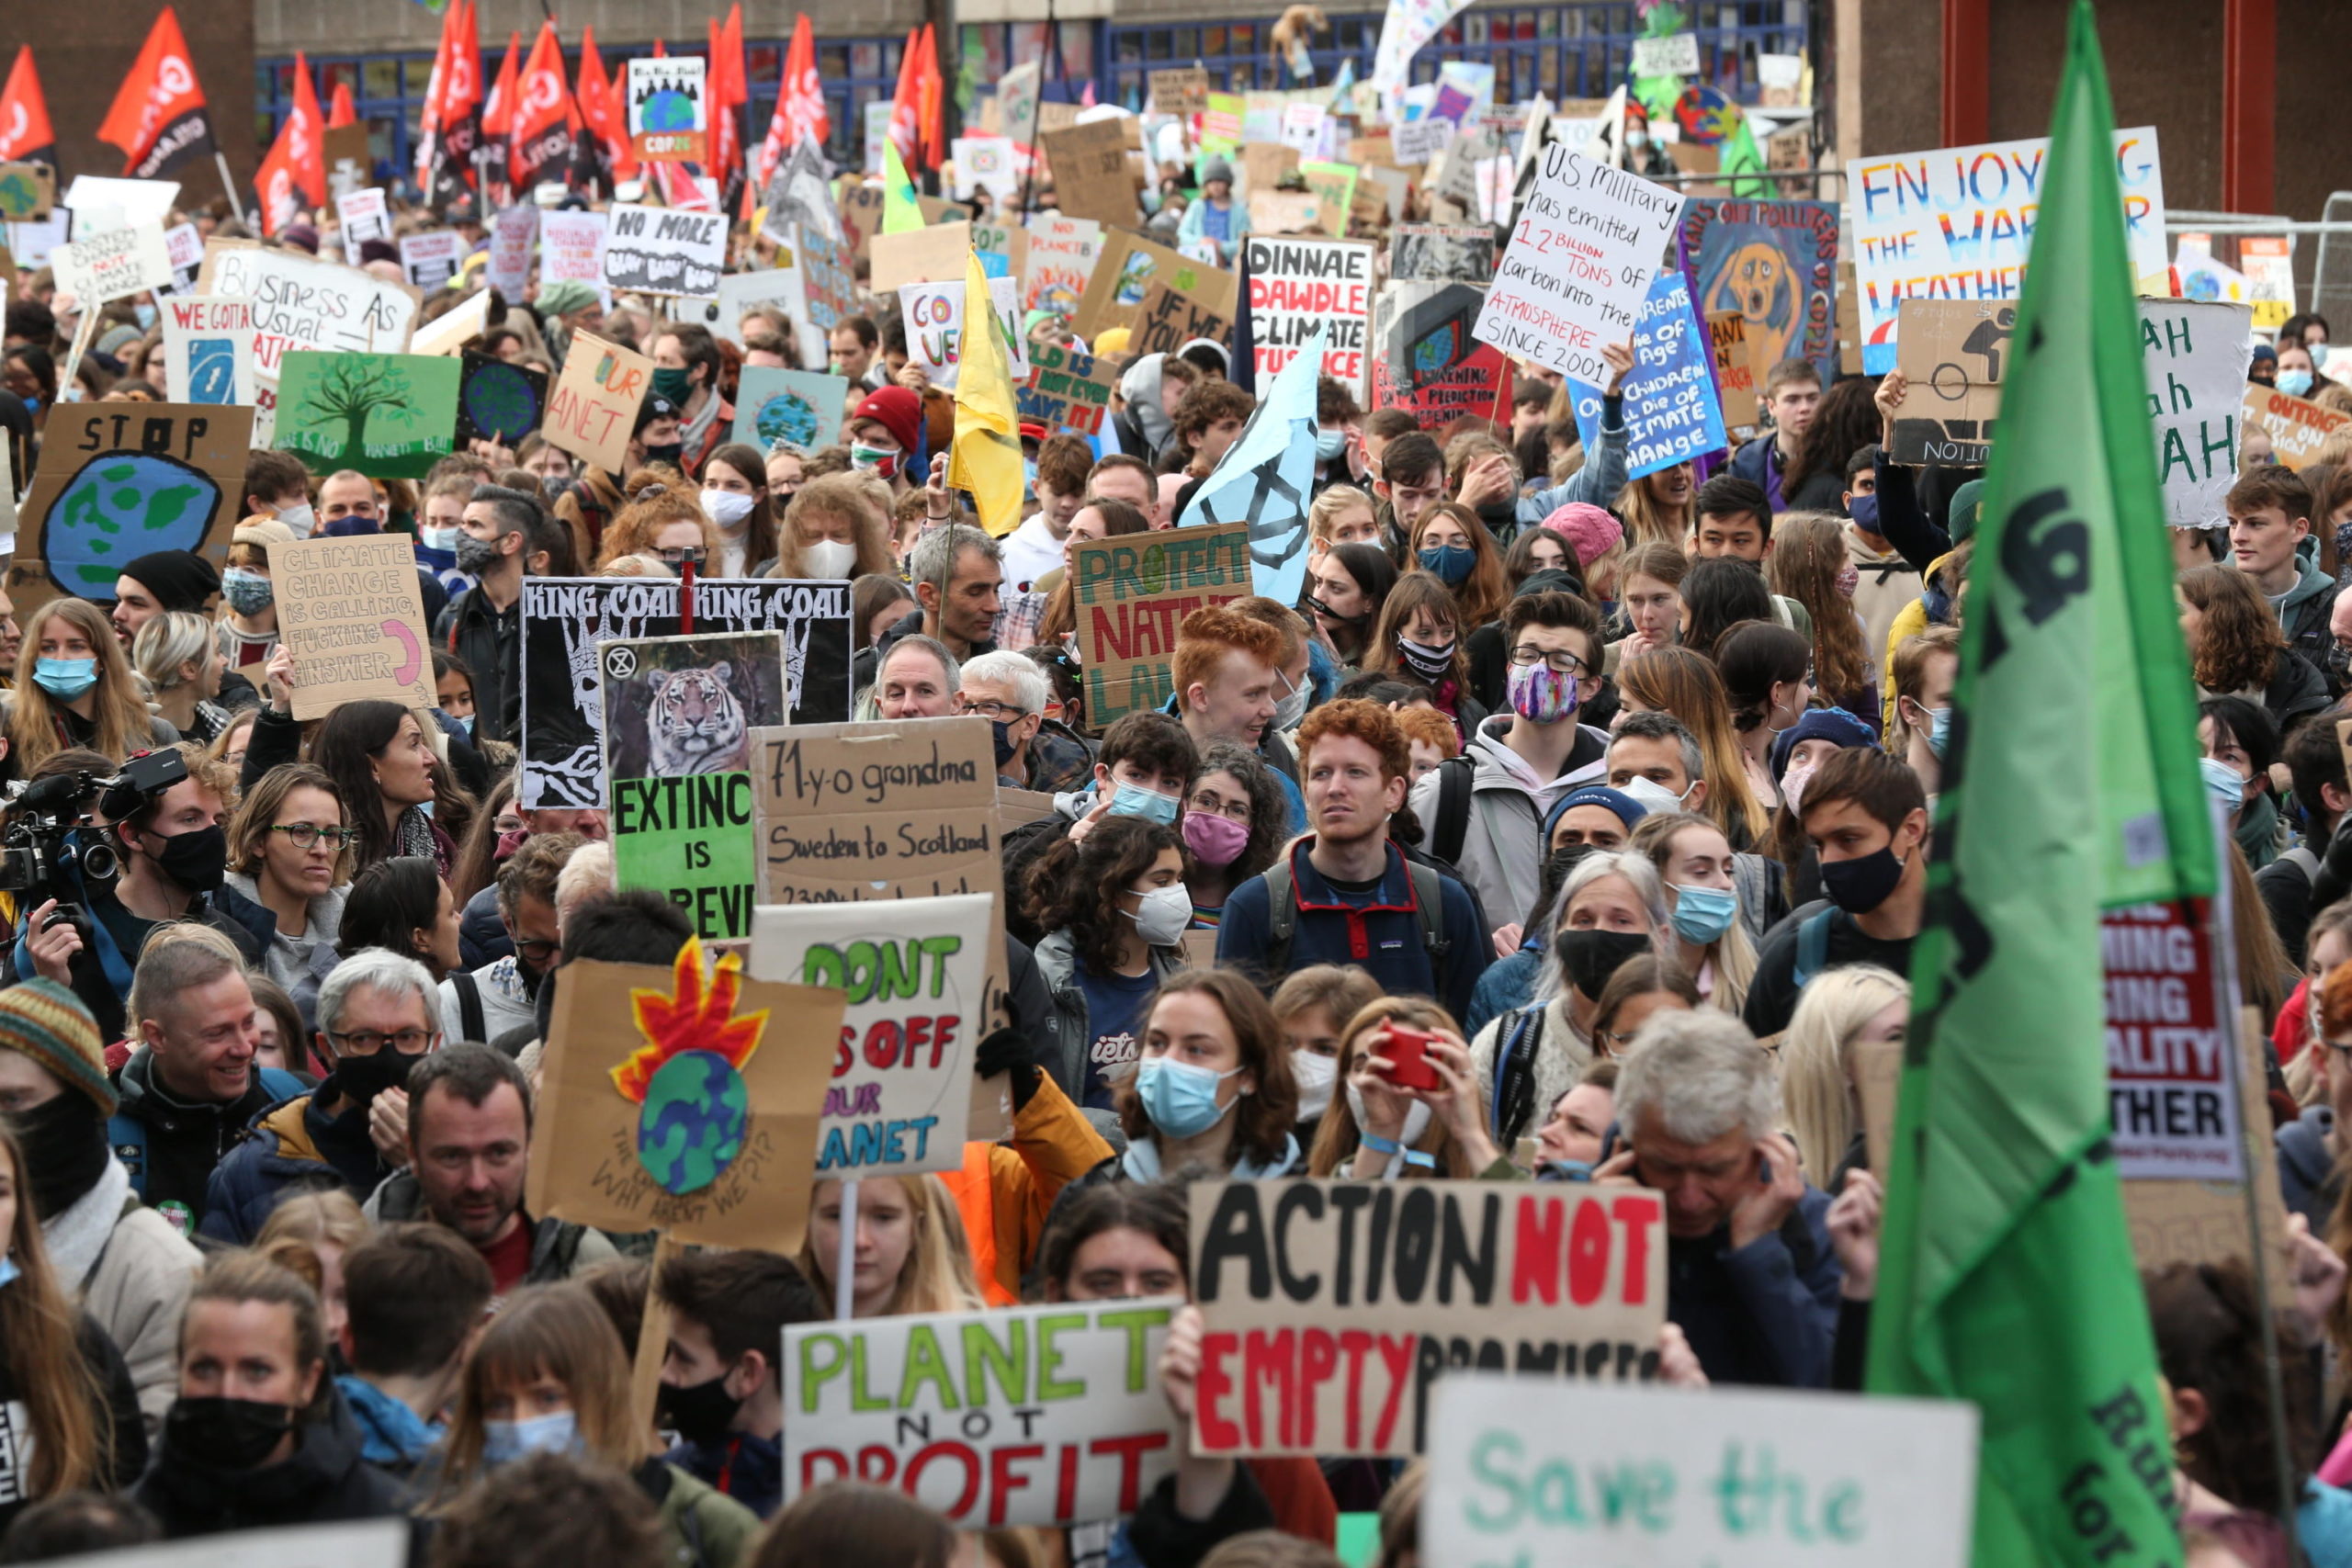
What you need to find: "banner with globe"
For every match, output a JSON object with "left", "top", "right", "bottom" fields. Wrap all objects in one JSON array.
[
  {"left": 731, "top": 367, "right": 845, "bottom": 453},
  {"left": 526, "top": 939, "right": 841, "bottom": 1252},
  {"left": 17, "top": 401, "right": 253, "bottom": 609}
]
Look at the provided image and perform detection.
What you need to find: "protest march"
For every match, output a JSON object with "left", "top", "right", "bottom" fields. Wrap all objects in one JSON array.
[{"left": 0, "top": 0, "right": 2347, "bottom": 1564}]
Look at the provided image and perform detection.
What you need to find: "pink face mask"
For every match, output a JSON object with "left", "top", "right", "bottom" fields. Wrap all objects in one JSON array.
[
  {"left": 1182, "top": 809, "right": 1250, "bottom": 868},
  {"left": 1835, "top": 562, "right": 1860, "bottom": 599}
]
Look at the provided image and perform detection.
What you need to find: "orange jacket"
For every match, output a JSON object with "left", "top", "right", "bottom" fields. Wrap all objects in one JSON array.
[{"left": 939, "top": 1071, "right": 1113, "bottom": 1305}]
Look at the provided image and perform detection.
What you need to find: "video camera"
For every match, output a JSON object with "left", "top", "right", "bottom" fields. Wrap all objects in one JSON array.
[{"left": 0, "top": 749, "right": 187, "bottom": 934}]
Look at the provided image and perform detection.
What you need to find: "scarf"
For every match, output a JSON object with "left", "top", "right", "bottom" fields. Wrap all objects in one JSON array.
[
  {"left": 395, "top": 806, "right": 436, "bottom": 861},
  {"left": 1118, "top": 1129, "right": 1298, "bottom": 1183},
  {"left": 42, "top": 1155, "right": 132, "bottom": 1292}
]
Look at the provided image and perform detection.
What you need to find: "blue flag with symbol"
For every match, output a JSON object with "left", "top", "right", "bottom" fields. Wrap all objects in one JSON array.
[{"left": 1177, "top": 321, "right": 1327, "bottom": 609}]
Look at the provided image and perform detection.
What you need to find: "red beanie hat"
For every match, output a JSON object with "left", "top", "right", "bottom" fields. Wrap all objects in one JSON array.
[{"left": 852, "top": 386, "right": 924, "bottom": 457}]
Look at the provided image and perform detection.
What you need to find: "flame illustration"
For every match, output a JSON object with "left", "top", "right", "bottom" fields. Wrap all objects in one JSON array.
[{"left": 609, "top": 936, "right": 770, "bottom": 1103}]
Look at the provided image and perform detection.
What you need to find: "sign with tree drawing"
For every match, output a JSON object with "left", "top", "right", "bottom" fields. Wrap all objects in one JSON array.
[{"left": 274, "top": 351, "right": 461, "bottom": 479}]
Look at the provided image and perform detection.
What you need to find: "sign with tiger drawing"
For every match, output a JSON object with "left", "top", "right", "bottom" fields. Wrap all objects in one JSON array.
[
  {"left": 603, "top": 630, "right": 791, "bottom": 942},
  {"left": 518, "top": 578, "right": 854, "bottom": 811}
]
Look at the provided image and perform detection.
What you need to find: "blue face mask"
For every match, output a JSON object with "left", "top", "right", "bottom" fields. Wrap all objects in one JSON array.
[
  {"left": 32, "top": 658, "right": 97, "bottom": 701},
  {"left": 483, "top": 1411, "right": 581, "bottom": 1467},
  {"left": 1418, "top": 544, "right": 1476, "bottom": 586},
  {"left": 133, "top": 302, "right": 159, "bottom": 331},
  {"left": 1108, "top": 780, "right": 1180, "bottom": 826},
  {"left": 1023, "top": 457, "right": 1039, "bottom": 491},
  {"left": 1849, "top": 492, "right": 1882, "bottom": 534},
  {"left": 0, "top": 1256, "right": 18, "bottom": 1291},
  {"left": 1928, "top": 706, "right": 1952, "bottom": 760},
  {"left": 1316, "top": 428, "right": 1348, "bottom": 464},
  {"left": 2278, "top": 368, "right": 2315, "bottom": 399},
  {"left": 2199, "top": 756, "right": 2248, "bottom": 817},
  {"left": 1668, "top": 883, "right": 1739, "bottom": 945},
  {"left": 1136, "top": 1056, "right": 1242, "bottom": 1140}
]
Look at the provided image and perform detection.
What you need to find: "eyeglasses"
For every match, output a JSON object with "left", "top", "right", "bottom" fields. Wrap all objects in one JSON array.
[
  {"left": 656, "top": 546, "right": 707, "bottom": 566},
  {"left": 514, "top": 937, "right": 560, "bottom": 965},
  {"left": 269, "top": 823, "right": 354, "bottom": 850},
  {"left": 956, "top": 696, "right": 1030, "bottom": 721},
  {"left": 1508, "top": 645, "right": 1589, "bottom": 675},
  {"left": 328, "top": 1028, "right": 435, "bottom": 1055}
]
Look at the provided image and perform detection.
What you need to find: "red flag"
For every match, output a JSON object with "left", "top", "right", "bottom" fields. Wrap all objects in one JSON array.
[
  {"left": 914, "top": 24, "right": 944, "bottom": 172},
  {"left": 0, "top": 47, "right": 55, "bottom": 167},
  {"left": 254, "top": 51, "right": 324, "bottom": 236},
  {"left": 887, "top": 27, "right": 921, "bottom": 173},
  {"left": 446, "top": 2, "right": 482, "bottom": 122},
  {"left": 327, "top": 81, "right": 356, "bottom": 129},
  {"left": 96, "top": 6, "right": 218, "bottom": 179},
  {"left": 754, "top": 14, "right": 827, "bottom": 197},
  {"left": 508, "top": 20, "right": 575, "bottom": 192},
  {"left": 710, "top": 6, "right": 749, "bottom": 212},
  {"left": 576, "top": 26, "right": 638, "bottom": 184},
  {"left": 481, "top": 31, "right": 520, "bottom": 139}
]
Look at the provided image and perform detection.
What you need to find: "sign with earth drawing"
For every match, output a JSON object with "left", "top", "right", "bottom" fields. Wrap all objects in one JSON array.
[
  {"left": 729, "top": 367, "right": 846, "bottom": 454},
  {"left": 453, "top": 351, "right": 551, "bottom": 450},
  {"left": 16, "top": 403, "right": 254, "bottom": 609},
  {"left": 627, "top": 56, "right": 708, "bottom": 164},
  {"left": 526, "top": 937, "right": 841, "bottom": 1252},
  {"left": 275, "top": 351, "right": 462, "bottom": 479}
]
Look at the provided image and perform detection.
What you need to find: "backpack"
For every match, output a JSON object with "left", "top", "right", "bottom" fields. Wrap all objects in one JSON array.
[
  {"left": 1432, "top": 753, "right": 1476, "bottom": 867},
  {"left": 449, "top": 969, "right": 488, "bottom": 1045},
  {"left": 1790, "top": 905, "right": 1843, "bottom": 991},
  {"left": 1261, "top": 853, "right": 1452, "bottom": 980}
]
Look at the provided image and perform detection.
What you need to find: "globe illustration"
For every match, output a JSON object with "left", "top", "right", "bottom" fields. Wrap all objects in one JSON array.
[
  {"left": 465, "top": 363, "right": 539, "bottom": 442},
  {"left": 49, "top": 455, "right": 220, "bottom": 593},
  {"left": 754, "top": 390, "right": 819, "bottom": 448},
  {"left": 637, "top": 1050, "right": 751, "bottom": 1194},
  {"left": 644, "top": 90, "right": 697, "bottom": 133}
]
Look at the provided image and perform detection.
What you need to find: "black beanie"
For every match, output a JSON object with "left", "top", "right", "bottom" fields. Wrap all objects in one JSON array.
[{"left": 117, "top": 550, "right": 221, "bottom": 612}]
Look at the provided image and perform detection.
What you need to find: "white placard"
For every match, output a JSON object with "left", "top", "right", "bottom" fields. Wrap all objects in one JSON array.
[
  {"left": 75, "top": 1519, "right": 413, "bottom": 1568},
  {"left": 540, "top": 209, "right": 611, "bottom": 304},
  {"left": 1474, "top": 144, "right": 1684, "bottom": 385},
  {"left": 602, "top": 202, "right": 726, "bottom": 298},
  {"left": 2142, "top": 299, "right": 2253, "bottom": 532},
  {"left": 61, "top": 175, "right": 179, "bottom": 229},
  {"left": 199, "top": 240, "right": 421, "bottom": 376},
  {"left": 781, "top": 1299, "right": 1183, "bottom": 1528},
  {"left": 160, "top": 295, "right": 256, "bottom": 407},
  {"left": 488, "top": 204, "right": 538, "bottom": 299},
  {"left": 336, "top": 187, "right": 392, "bottom": 264},
  {"left": 1426, "top": 1379, "right": 1979, "bottom": 1568},
  {"left": 897, "top": 275, "right": 1028, "bottom": 392},
  {"left": 53, "top": 221, "right": 173, "bottom": 306},
  {"left": 1394, "top": 116, "right": 1455, "bottom": 165},
  {"left": 950, "top": 135, "right": 1019, "bottom": 200},
  {"left": 159, "top": 221, "right": 204, "bottom": 294},
  {"left": 706, "top": 266, "right": 809, "bottom": 350},
  {"left": 413, "top": 288, "right": 492, "bottom": 357},
  {"left": 1631, "top": 31, "right": 1701, "bottom": 77},
  {"left": 399, "top": 229, "right": 465, "bottom": 291}
]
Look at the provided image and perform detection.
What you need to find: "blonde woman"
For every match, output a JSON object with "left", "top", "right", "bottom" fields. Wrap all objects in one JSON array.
[
  {"left": 1611, "top": 463, "right": 1695, "bottom": 550},
  {"left": 1306, "top": 997, "right": 1482, "bottom": 1179},
  {"left": 1617, "top": 648, "right": 1770, "bottom": 850},
  {"left": 1629, "top": 810, "right": 1758, "bottom": 1016},
  {"left": 7, "top": 598, "right": 170, "bottom": 773},
  {"left": 771, "top": 472, "right": 895, "bottom": 581},
  {"left": 132, "top": 610, "right": 230, "bottom": 746},
  {"left": 1779, "top": 964, "right": 1908, "bottom": 1187},
  {"left": 798, "top": 1175, "right": 985, "bottom": 1319}
]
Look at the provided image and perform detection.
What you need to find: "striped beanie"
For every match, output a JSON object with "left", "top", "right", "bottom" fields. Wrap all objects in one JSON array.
[{"left": 0, "top": 979, "right": 115, "bottom": 1114}]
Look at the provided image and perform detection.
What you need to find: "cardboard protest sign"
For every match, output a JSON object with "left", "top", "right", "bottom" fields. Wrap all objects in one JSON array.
[
  {"left": 1043, "top": 120, "right": 1140, "bottom": 228},
  {"left": 998, "top": 61, "right": 1042, "bottom": 153},
  {"left": 1072, "top": 523, "right": 1253, "bottom": 729},
  {"left": 1708, "top": 310, "right": 1759, "bottom": 444},
  {"left": 526, "top": 939, "right": 840, "bottom": 1252},
  {"left": 1568, "top": 275, "right": 1725, "bottom": 479},
  {"left": 398, "top": 230, "right": 464, "bottom": 291},
  {"left": 82, "top": 1520, "right": 414, "bottom": 1568},
  {"left": 1372, "top": 283, "right": 1509, "bottom": 434},
  {"left": 2243, "top": 384, "right": 2351, "bottom": 472},
  {"left": 899, "top": 275, "right": 1027, "bottom": 392},
  {"left": 1247, "top": 189, "right": 1328, "bottom": 238},
  {"left": 160, "top": 296, "right": 254, "bottom": 408},
  {"left": 1680, "top": 198, "right": 1839, "bottom": 384},
  {"left": 1243, "top": 237, "right": 1372, "bottom": 400},
  {"left": 453, "top": 352, "right": 550, "bottom": 449},
  {"left": 15, "top": 404, "right": 250, "bottom": 607},
  {"left": 268, "top": 534, "right": 435, "bottom": 718},
  {"left": 1299, "top": 164, "right": 1359, "bottom": 229},
  {"left": 1133, "top": 279, "right": 1232, "bottom": 362},
  {"left": 838, "top": 186, "right": 886, "bottom": 261},
  {"left": 1150, "top": 67, "right": 1211, "bottom": 115},
  {"left": 1389, "top": 224, "right": 1494, "bottom": 285},
  {"left": 1629, "top": 30, "right": 1702, "bottom": 76},
  {"left": 761, "top": 137, "right": 842, "bottom": 248},
  {"left": 1022, "top": 214, "right": 1102, "bottom": 316},
  {"left": 519, "top": 577, "right": 854, "bottom": 809},
  {"left": 1889, "top": 299, "right": 2012, "bottom": 466},
  {"left": 541, "top": 210, "right": 609, "bottom": 300},
  {"left": 751, "top": 892, "right": 990, "bottom": 1174},
  {"left": 1393, "top": 117, "right": 1454, "bottom": 166},
  {"left": 0, "top": 164, "right": 55, "bottom": 221},
  {"left": 1847, "top": 129, "right": 2166, "bottom": 374},
  {"left": 52, "top": 222, "right": 171, "bottom": 306},
  {"left": 1425, "top": 1378, "right": 1979, "bottom": 1568},
  {"left": 732, "top": 367, "right": 847, "bottom": 453},
  {"left": 791, "top": 226, "right": 857, "bottom": 362},
  {"left": 2124, "top": 1004, "right": 2290, "bottom": 1273},
  {"left": 274, "top": 351, "right": 461, "bottom": 479},
  {"left": 870, "top": 220, "right": 974, "bottom": 296},
  {"left": 545, "top": 332, "right": 652, "bottom": 475},
  {"left": 1476, "top": 146, "right": 1685, "bottom": 385},
  {"left": 198, "top": 240, "right": 423, "bottom": 375},
  {"left": 1071, "top": 232, "right": 1236, "bottom": 344},
  {"left": 627, "top": 55, "right": 708, "bottom": 163},
  {"left": 781, "top": 1299, "right": 1183, "bottom": 1527},
  {"left": 1019, "top": 340, "right": 1115, "bottom": 437},
  {"left": 602, "top": 631, "right": 788, "bottom": 942},
  {"left": 1190, "top": 1179, "right": 1668, "bottom": 1456},
  {"left": 701, "top": 266, "right": 810, "bottom": 358},
  {"left": 1240, "top": 142, "right": 1301, "bottom": 197},
  {"left": 604, "top": 204, "right": 726, "bottom": 298},
  {"left": 970, "top": 220, "right": 1027, "bottom": 283},
  {"left": 2142, "top": 299, "right": 2250, "bottom": 531},
  {"left": 488, "top": 205, "right": 538, "bottom": 299},
  {"left": 336, "top": 187, "right": 392, "bottom": 262},
  {"left": 2105, "top": 901, "right": 2244, "bottom": 1182}
]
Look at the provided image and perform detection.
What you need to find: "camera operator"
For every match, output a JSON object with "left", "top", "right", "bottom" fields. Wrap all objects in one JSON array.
[{"left": 9, "top": 745, "right": 273, "bottom": 1043}]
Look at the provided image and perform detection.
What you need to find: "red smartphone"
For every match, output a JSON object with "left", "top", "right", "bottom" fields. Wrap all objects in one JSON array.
[{"left": 1374, "top": 1027, "right": 1443, "bottom": 1093}]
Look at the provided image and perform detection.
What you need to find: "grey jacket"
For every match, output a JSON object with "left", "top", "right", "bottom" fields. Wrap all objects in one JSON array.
[
  {"left": 223, "top": 873, "right": 347, "bottom": 1033},
  {"left": 363, "top": 1169, "right": 621, "bottom": 1285},
  {"left": 1408, "top": 715, "right": 1611, "bottom": 933},
  {"left": 1030, "top": 928, "right": 1172, "bottom": 1146}
]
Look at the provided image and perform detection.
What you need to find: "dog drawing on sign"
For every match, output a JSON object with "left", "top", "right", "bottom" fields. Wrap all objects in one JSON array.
[{"left": 644, "top": 664, "right": 752, "bottom": 775}]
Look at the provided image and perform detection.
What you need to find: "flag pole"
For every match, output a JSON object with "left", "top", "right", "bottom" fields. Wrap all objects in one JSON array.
[{"left": 212, "top": 149, "right": 248, "bottom": 226}]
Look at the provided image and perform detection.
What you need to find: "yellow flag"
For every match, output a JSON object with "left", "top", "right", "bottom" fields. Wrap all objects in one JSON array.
[
  {"left": 882, "top": 141, "right": 923, "bottom": 234},
  {"left": 949, "top": 250, "right": 1025, "bottom": 538}
]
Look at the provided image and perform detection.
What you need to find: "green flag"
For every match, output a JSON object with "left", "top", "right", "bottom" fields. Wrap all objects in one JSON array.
[
  {"left": 883, "top": 140, "right": 922, "bottom": 234},
  {"left": 1864, "top": 5, "right": 2213, "bottom": 1567},
  {"left": 1719, "top": 113, "right": 1771, "bottom": 199}
]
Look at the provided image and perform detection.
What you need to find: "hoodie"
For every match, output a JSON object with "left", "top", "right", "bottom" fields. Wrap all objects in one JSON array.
[
  {"left": 1844, "top": 518, "right": 1922, "bottom": 671},
  {"left": 1407, "top": 713, "right": 1610, "bottom": 933},
  {"left": 2274, "top": 536, "right": 2339, "bottom": 688},
  {"left": 2278, "top": 1104, "right": 2338, "bottom": 1231}
]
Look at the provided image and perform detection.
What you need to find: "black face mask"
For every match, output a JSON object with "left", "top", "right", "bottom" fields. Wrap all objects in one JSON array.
[
  {"left": 325, "top": 1048, "right": 424, "bottom": 1113},
  {"left": 655, "top": 1371, "right": 745, "bottom": 1447},
  {"left": 165, "top": 1396, "right": 296, "bottom": 1471},
  {"left": 990, "top": 719, "right": 1018, "bottom": 770},
  {"left": 643, "top": 442, "right": 684, "bottom": 467},
  {"left": 7, "top": 1092, "right": 109, "bottom": 1221},
  {"left": 1558, "top": 928, "right": 1650, "bottom": 999},
  {"left": 1820, "top": 845, "right": 1907, "bottom": 915},
  {"left": 149, "top": 822, "right": 229, "bottom": 894}
]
